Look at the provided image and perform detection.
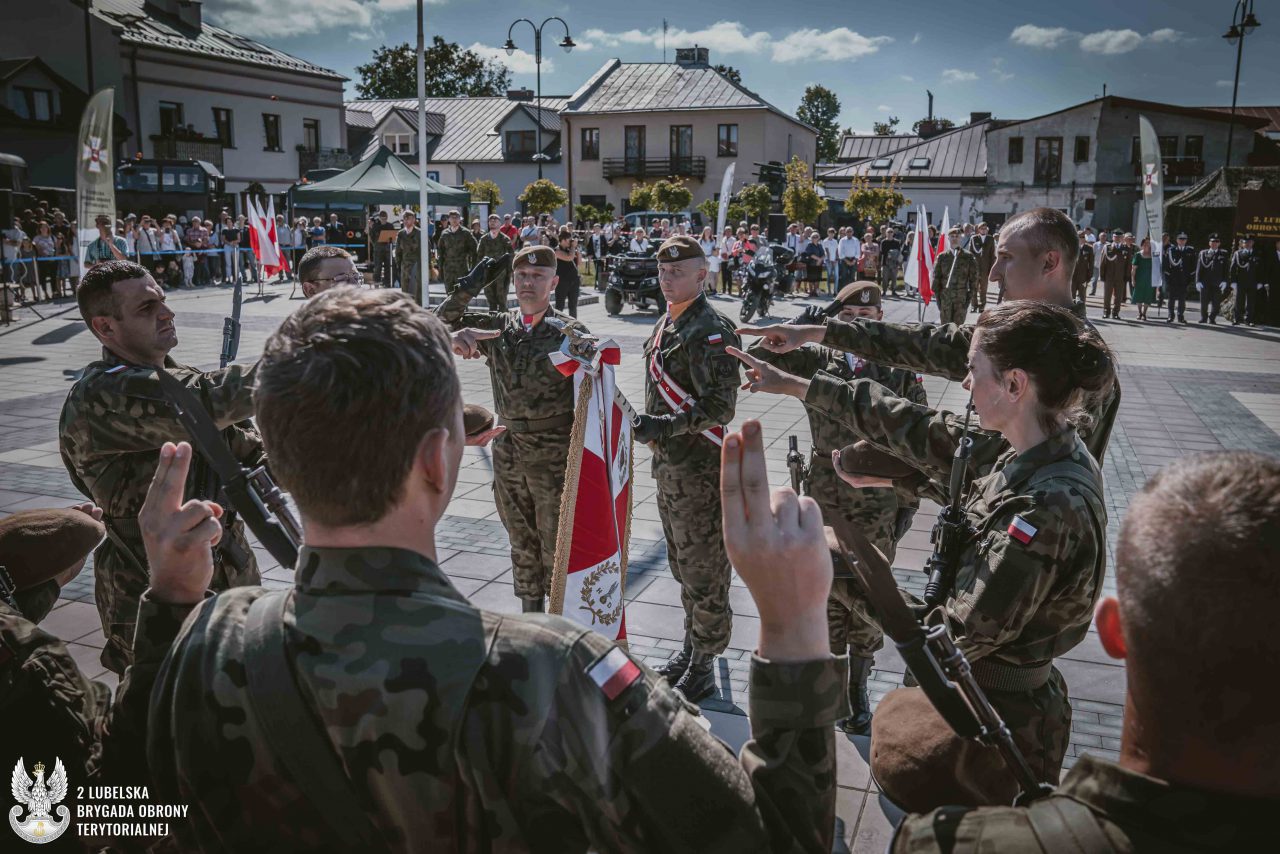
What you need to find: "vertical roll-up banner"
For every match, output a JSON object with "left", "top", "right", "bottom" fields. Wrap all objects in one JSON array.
[
  {"left": 77, "top": 88, "right": 117, "bottom": 269},
  {"left": 1138, "top": 115, "right": 1164, "bottom": 286}
]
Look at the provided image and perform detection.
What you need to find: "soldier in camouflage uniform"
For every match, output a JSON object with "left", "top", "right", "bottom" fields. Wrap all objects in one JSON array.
[
  {"left": 475, "top": 213, "right": 513, "bottom": 309},
  {"left": 436, "top": 209, "right": 478, "bottom": 288},
  {"left": 58, "top": 261, "right": 261, "bottom": 675},
  {"left": 633, "top": 235, "right": 741, "bottom": 703},
  {"left": 932, "top": 227, "right": 978, "bottom": 326},
  {"left": 750, "top": 281, "right": 926, "bottom": 734},
  {"left": 394, "top": 211, "right": 423, "bottom": 303},
  {"left": 892, "top": 452, "right": 1276, "bottom": 851},
  {"left": 437, "top": 245, "right": 586, "bottom": 611},
  {"left": 145, "top": 288, "right": 849, "bottom": 851}
]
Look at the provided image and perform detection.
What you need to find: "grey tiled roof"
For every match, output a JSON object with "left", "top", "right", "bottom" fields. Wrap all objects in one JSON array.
[
  {"left": 390, "top": 107, "right": 447, "bottom": 137},
  {"left": 345, "top": 96, "right": 571, "bottom": 163},
  {"left": 344, "top": 109, "right": 376, "bottom": 129},
  {"left": 92, "top": 0, "right": 344, "bottom": 80},
  {"left": 837, "top": 134, "right": 920, "bottom": 162},
  {"left": 818, "top": 121, "right": 990, "bottom": 182}
]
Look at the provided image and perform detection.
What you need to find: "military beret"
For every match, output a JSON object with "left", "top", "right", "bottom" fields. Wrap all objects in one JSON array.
[
  {"left": 0, "top": 509, "right": 104, "bottom": 592},
  {"left": 463, "top": 403, "right": 495, "bottom": 437},
  {"left": 871, "top": 687, "right": 1017, "bottom": 811},
  {"left": 447, "top": 210, "right": 460, "bottom": 217},
  {"left": 835, "top": 281, "right": 882, "bottom": 308},
  {"left": 657, "top": 235, "right": 705, "bottom": 263},
  {"left": 512, "top": 245, "right": 556, "bottom": 269}
]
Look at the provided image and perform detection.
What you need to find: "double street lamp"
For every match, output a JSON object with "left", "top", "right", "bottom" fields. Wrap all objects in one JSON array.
[
  {"left": 503, "top": 17, "right": 575, "bottom": 179},
  {"left": 1223, "top": 0, "right": 1262, "bottom": 167}
]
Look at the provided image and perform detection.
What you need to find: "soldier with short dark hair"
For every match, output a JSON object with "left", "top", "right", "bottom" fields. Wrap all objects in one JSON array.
[
  {"left": 437, "top": 209, "right": 478, "bottom": 289},
  {"left": 1230, "top": 235, "right": 1261, "bottom": 326},
  {"left": 59, "top": 260, "right": 262, "bottom": 674}
]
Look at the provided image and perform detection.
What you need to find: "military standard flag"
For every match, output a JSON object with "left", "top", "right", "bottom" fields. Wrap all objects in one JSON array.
[{"left": 905, "top": 205, "right": 935, "bottom": 304}]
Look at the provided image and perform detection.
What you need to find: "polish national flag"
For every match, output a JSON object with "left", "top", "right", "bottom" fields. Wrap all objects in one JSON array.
[
  {"left": 935, "top": 207, "right": 951, "bottom": 259},
  {"left": 904, "top": 205, "right": 935, "bottom": 305},
  {"left": 548, "top": 340, "right": 632, "bottom": 647}
]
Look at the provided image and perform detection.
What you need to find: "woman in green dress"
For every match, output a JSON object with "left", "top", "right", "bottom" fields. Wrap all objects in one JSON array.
[{"left": 1131, "top": 237, "right": 1155, "bottom": 320}]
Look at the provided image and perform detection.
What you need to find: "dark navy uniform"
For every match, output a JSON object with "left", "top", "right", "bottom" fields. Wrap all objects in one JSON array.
[
  {"left": 1230, "top": 245, "right": 1261, "bottom": 326},
  {"left": 1195, "top": 242, "right": 1228, "bottom": 323},
  {"left": 1163, "top": 239, "right": 1196, "bottom": 323}
]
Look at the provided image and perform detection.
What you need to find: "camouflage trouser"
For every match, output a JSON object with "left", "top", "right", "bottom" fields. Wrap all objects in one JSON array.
[
  {"left": 493, "top": 431, "right": 569, "bottom": 600},
  {"left": 973, "top": 271, "right": 992, "bottom": 310},
  {"left": 881, "top": 258, "right": 901, "bottom": 293},
  {"left": 810, "top": 465, "right": 898, "bottom": 659},
  {"left": 484, "top": 273, "right": 510, "bottom": 310},
  {"left": 937, "top": 290, "right": 970, "bottom": 326},
  {"left": 96, "top": 518, "right": 259, "bottom": 675},
  {"left": 400, "top": 259, "right": 421, "bottom": 304},
  {"left": 654, "top": 462, "right": 732, "bottom": 655},
  {"left": 1071, "top": 280, "right": 1089, "bottom": 307},
  {"left": 995, "top": 666, "right": 1072, "bottom": 791}
]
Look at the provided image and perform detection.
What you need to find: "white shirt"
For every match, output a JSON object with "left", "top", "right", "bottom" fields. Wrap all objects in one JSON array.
[
  {"left": 838, "top": 235, "right": 861, "bottom": 261},
  {"left": 822, "top": 237, "right": 839, "bottom": 263},
  {"left": 630, "top": 238, "right": 650, "bottom": 254},
  {"left": 785, "top": 232, "right": 802, "bottom": 253},
  {"left": 159, "top": 230, "right": 178, "bottom": 252},
  {"left": 698, "top": 238, "right": 716, "bottom": 256}
]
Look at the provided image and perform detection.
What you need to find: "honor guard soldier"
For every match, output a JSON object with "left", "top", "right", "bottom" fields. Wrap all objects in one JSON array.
[
  {"left": 1163, "top": 231, "right": 1195, "bottom": 323},
  {"left": 633, "top": 235, "right": 741, "bottom": 702},
  {"left": 476, "top": 214, "right": 514, "bottom": 308},
  {"left": 1099, "top": 230, "right": 1129, "bottom": 319},
  {"left": 436, "top": 209, "right": 479, "bottom": 288},
  {"left": 1196, "top": 233, "right": 1229, "bottom": 324},
  {"left": 59, "top": 260, "right": 262, "bottom": 675},
  {"left": 970, "top": 223, "right": 996, "bottom": 310},
  {"left": 1230, "top": 235, "right": 1261, "bottom": 326},
  {"left": 749, "top": 281, "right": 926, "bottom": 734},
  {"left": 437, "top": 245, "right": 587, "bottom": 611},
  {"left": 932, "top": 227, "right": 978, "bottom": 325},
  {"left": 1072, "top": 230, "right": 1094, "bottom": 309}
]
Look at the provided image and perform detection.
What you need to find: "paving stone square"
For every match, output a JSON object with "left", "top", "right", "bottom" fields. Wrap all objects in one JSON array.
[{"left": 2, "top": 279, "right": 1277, "bottom": 849}]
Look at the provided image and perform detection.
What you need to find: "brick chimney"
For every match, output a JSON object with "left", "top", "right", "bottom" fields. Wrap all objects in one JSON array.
[
  {"left": 675, "top": 46, "right": 710, "bottom": 66},
  {"left": 916, "top": 119, "right": 942, "bottom": 139},
  {"left": 969, "top": 111, "right": 992, "bottom": 124},
  {"left": 506, "top": 88, "right": 534, "bottom": 102}
]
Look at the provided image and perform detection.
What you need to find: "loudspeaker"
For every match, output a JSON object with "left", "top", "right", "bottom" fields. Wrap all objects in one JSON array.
[{"left": 767, "top": 213, "right": 787, "bottom": 243}]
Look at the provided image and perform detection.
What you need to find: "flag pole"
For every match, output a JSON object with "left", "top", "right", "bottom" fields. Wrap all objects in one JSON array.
[{"left": 416, "top": 0, "right": 431, "bottom": 295}]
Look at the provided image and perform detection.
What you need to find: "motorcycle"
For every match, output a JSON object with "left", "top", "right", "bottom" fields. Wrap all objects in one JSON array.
[{"left": 739, "top": 243, "right": 796, "bottom": 324}]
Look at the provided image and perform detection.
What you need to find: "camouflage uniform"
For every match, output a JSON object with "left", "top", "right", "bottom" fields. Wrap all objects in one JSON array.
[
  {"left": 644, "top": 295, "right": 741, "bottom": 655},
  {"left": 436, "top": 292, "right": 586, "bottom": 601},
  {"left": 476, "top": 230, "right": 514, "bottom": 309},
  {"left": 58, "top": 349, "right": 262, "bottom": 674},
  {"left": 809, "top": 370, "right": 1109, "bottom": 789},
  {"left": 146, "top": 546, "right": 850, "bottom": 851},
  {"left": 395, "top": 226, "right": 422, "bottom": 304},
  {"left": 892, "top": 754, "right": 1265, "bottom": 852},
  {"left": 437, "top": 226, "right": 478, "bottom": 288},
  {"left": 931, "top": 249, "right": 978, "bottom": 326},
  {"left": 970, "top": 234, "right": 996, "bottom": 309},
  {"left": 751, "top": 342, "right": 927, "bottom": 657}
]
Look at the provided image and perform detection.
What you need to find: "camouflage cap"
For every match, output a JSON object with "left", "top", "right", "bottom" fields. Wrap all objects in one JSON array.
[
  {"left": 656, "top": 234, "right": 705, "bottom": 263},
  {"left": 512, "top": 245, "right": 556, "bottom": 269},
  {"left": 835, "top": 281, "right": 881, "bottom": 307},
  {"left": 0, "top": 509, "right": 104, "bottom": 591}
]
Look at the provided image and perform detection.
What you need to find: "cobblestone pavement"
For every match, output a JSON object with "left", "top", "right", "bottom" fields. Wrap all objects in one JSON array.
[{"left": 2, "top": 278, "right": 1278, "bottom": 851}]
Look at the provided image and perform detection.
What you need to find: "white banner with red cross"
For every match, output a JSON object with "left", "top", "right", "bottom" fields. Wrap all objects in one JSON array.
[{"left": 548, "top": 340, "right": 632, "bottom": 646}]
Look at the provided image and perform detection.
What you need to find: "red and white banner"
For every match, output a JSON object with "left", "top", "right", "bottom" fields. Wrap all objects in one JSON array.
[
  {"left": 905, "top": 205, "right": 935, "bottom": 305},
  {"left": 247, "top": 197, "right": 289, "bottom": 277},
  {"left": 548, "top": 341, "right": 632, "bottom": 646}
]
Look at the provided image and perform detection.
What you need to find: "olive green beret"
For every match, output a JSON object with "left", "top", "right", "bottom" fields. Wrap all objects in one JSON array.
[
  {"left": 657, "top": 235, "right": 705, "bottom": 263},
  {"left": 835, "top": 281, "right": 881, "bottom": 308},
  {"left": 0, "top": 509, "right": 104, "bottom": 592},
  {"left": 463, "top": 403, "right": 495, "bottom": 437},
  {"left": 513, "top": 245, "right": 556, "bottom": 269}
]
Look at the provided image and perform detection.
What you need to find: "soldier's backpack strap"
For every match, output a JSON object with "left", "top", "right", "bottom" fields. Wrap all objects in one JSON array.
[
  {"left": 1026, "top": 796, "right": 1115, "bottom": 853},
  {"left": 243, "top": 591, "right": 384, "bottom": 850}
]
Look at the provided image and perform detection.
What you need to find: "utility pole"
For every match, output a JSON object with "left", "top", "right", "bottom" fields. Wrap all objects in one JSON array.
[
  {"left": 1223, "top": 0, "right": 1262, "bottom": 167},
  {"left": 416, "top": 0, "right": 430, "bottom": 281}
]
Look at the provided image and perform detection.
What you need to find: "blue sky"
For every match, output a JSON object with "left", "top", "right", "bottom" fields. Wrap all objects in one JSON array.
[{"left": 202, "top": 0, "right": 1278, "bottom": 132}]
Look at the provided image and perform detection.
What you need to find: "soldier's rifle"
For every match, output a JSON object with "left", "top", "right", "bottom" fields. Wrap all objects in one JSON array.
[
  {"left": 155, "top": 368, "right": 301, "bottom": 570},
  {"left": 219, "top": 280, "right": 243, "bottom": 369},
  {"left": 827, "top": 515, "right": 1053, "bottom": 806},
  {"left": 439, "top": 254, "right": 512, "bottom": 311},
  {"left": 786, "top": 434, "right": 807, "bottom": 495},
  {"left": 922, "top": 399, "right": 977, "bottom": 608}
]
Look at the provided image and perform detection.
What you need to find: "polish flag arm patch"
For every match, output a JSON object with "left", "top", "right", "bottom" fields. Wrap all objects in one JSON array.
[
  {"left": 707, "top": 333, "right": 723, "bottom": 345},
  {"left": 587, "top": 647, "right": 642, "bottom": 701},
  {"left": 1007, "top": 515, "right": 1039, "bottom": 545}
]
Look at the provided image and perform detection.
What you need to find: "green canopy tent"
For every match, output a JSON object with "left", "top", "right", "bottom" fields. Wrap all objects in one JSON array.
[
  {"left": 291, "top": 145, "right": 469, "bottom": 207},
  {"left": 1164, "top": 166, "right": 1280, "bottom": 247}
]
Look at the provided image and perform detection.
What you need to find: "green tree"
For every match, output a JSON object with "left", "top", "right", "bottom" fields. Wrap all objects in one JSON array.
[
  {"left": 737, "top": 183, "right": 774, "bottom": 223},
  {"left": 629, "top": 182, "right": 655, "bottom": 211},
  {"left": 713, "top": 64, "right": 742, "bottom": 84},
  {"left": 911, "top": 116, "right": 956, "bottom": 135},
  {"left": 519, "top": 179, "right": 568, "bottom": 216},
  {"left": 872, "top": 116, "right": 900, "bottom": 136},
  {"left": 844, "top": 174, "right": 910, "bottom": 226},
  {"left": 697, "top": 197, "right": 746, "bottom": 230},
  {"left": 796, "top": 84, "right": 842, "bottom": 163},
  {"left": 651, "top": 178, "right": 693, "bottom": 214},
  {"left": 463, "top": 178, "right": 502, "bottom": 208},
  {"left": 574, "top": 202, "right": 614, "bottom": 226},
  {"left": 355, "top": 38, "right": 512, "bottom": 99},
  {"left": 781, "top": 156, "right": 827, "bottom": 225}
]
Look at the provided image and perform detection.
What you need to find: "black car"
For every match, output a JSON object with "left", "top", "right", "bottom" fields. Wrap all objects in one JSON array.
[{"left": 604, "top": 251, "right": 666, "bottom": 314}]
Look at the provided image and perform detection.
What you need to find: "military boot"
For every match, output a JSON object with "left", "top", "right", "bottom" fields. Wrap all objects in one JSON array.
[
  {"left": 521, "top": 597, "right": 545, "bottom": 613},
  {"left": 674, "top": 652, "right": 717, "bottom": 703},
  {"left": 838, "top": 656, "right": 874, "bottom": 735},
  {"left": 656, "top": 638, "right": 693, "bottom": 684}
]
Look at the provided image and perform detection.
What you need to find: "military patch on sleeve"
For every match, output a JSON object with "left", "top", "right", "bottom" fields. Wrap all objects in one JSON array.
[
  {"left": 706, "top": 332, "right": 723, "bottom": 346},
  {"left": 711, "top": 353, "right": 739, "bottom": 381},
  {"left": 1007, "top": 515, "right": 1038, "bottom": 545},
  {"left": 587, "top": 647, "right": 642, "bottom": 700}
]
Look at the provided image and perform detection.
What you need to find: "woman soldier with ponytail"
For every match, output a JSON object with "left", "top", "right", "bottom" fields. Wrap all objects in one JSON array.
[{"left": 731, "top": 300, "right": 1117, "bottom": 809}]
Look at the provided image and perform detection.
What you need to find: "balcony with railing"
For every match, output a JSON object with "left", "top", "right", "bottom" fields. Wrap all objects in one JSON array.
[
  {"left": 602, "top": 156, "right": 707, "bottom": 181},
  {"left": 150, "top": 135, "right": 223, "bottom": 168},
  {"left": 298, "top": 147, "right": 354, "bottom": 174}
]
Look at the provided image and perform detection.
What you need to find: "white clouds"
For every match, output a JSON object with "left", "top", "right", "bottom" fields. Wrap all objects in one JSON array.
[
  {"left": 899, "top": 74, "right": 915, "bottom": 82},
  {"left": 771, "top": 28, "right": 891, "bottom": 63},
  {"left": 911, "top": 33, "right": 922, "bottom": 45},
  {"left": 1010, "top": 24, "right": 1075, "bottom": 49},
  {"left": 203, "top": 0, "right": 444, "bottom": 39},
  {"left": 942, "top": 69, "right": 978, "bottom": 83},
  {"left": 1079, "top": 29, "right": 1143, "bottom": 55},
  {"left": 467, "top": 43, "right": 549, "bottom": 75},
  {"left": 1216, "top": 79, "right": 1236, "bottom": 87},
  {"left": 582, "top": 21, "right": 889, "bottom": 63},
  {"left": 1010, "top": 23, "right": 1185, "bottom": 55},
  {"left": 876, "top": 104, "right": 894, "bottom": 112},
  {"left": 990, "top": 57, "right": 1014, "bottom": 83}
]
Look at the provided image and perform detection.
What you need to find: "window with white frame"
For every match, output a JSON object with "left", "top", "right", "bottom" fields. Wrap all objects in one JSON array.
[{"left": 384, "top": 133, "right": 415, "bottom": 155}]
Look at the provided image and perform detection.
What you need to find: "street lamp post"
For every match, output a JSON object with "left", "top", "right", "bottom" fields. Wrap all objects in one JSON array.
[
  {"left": 1223, "top": 0, "right": 1262, "bottom": 167},
  {"left": 503, "top": 17, "right": 575, "bottom": 180}
]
